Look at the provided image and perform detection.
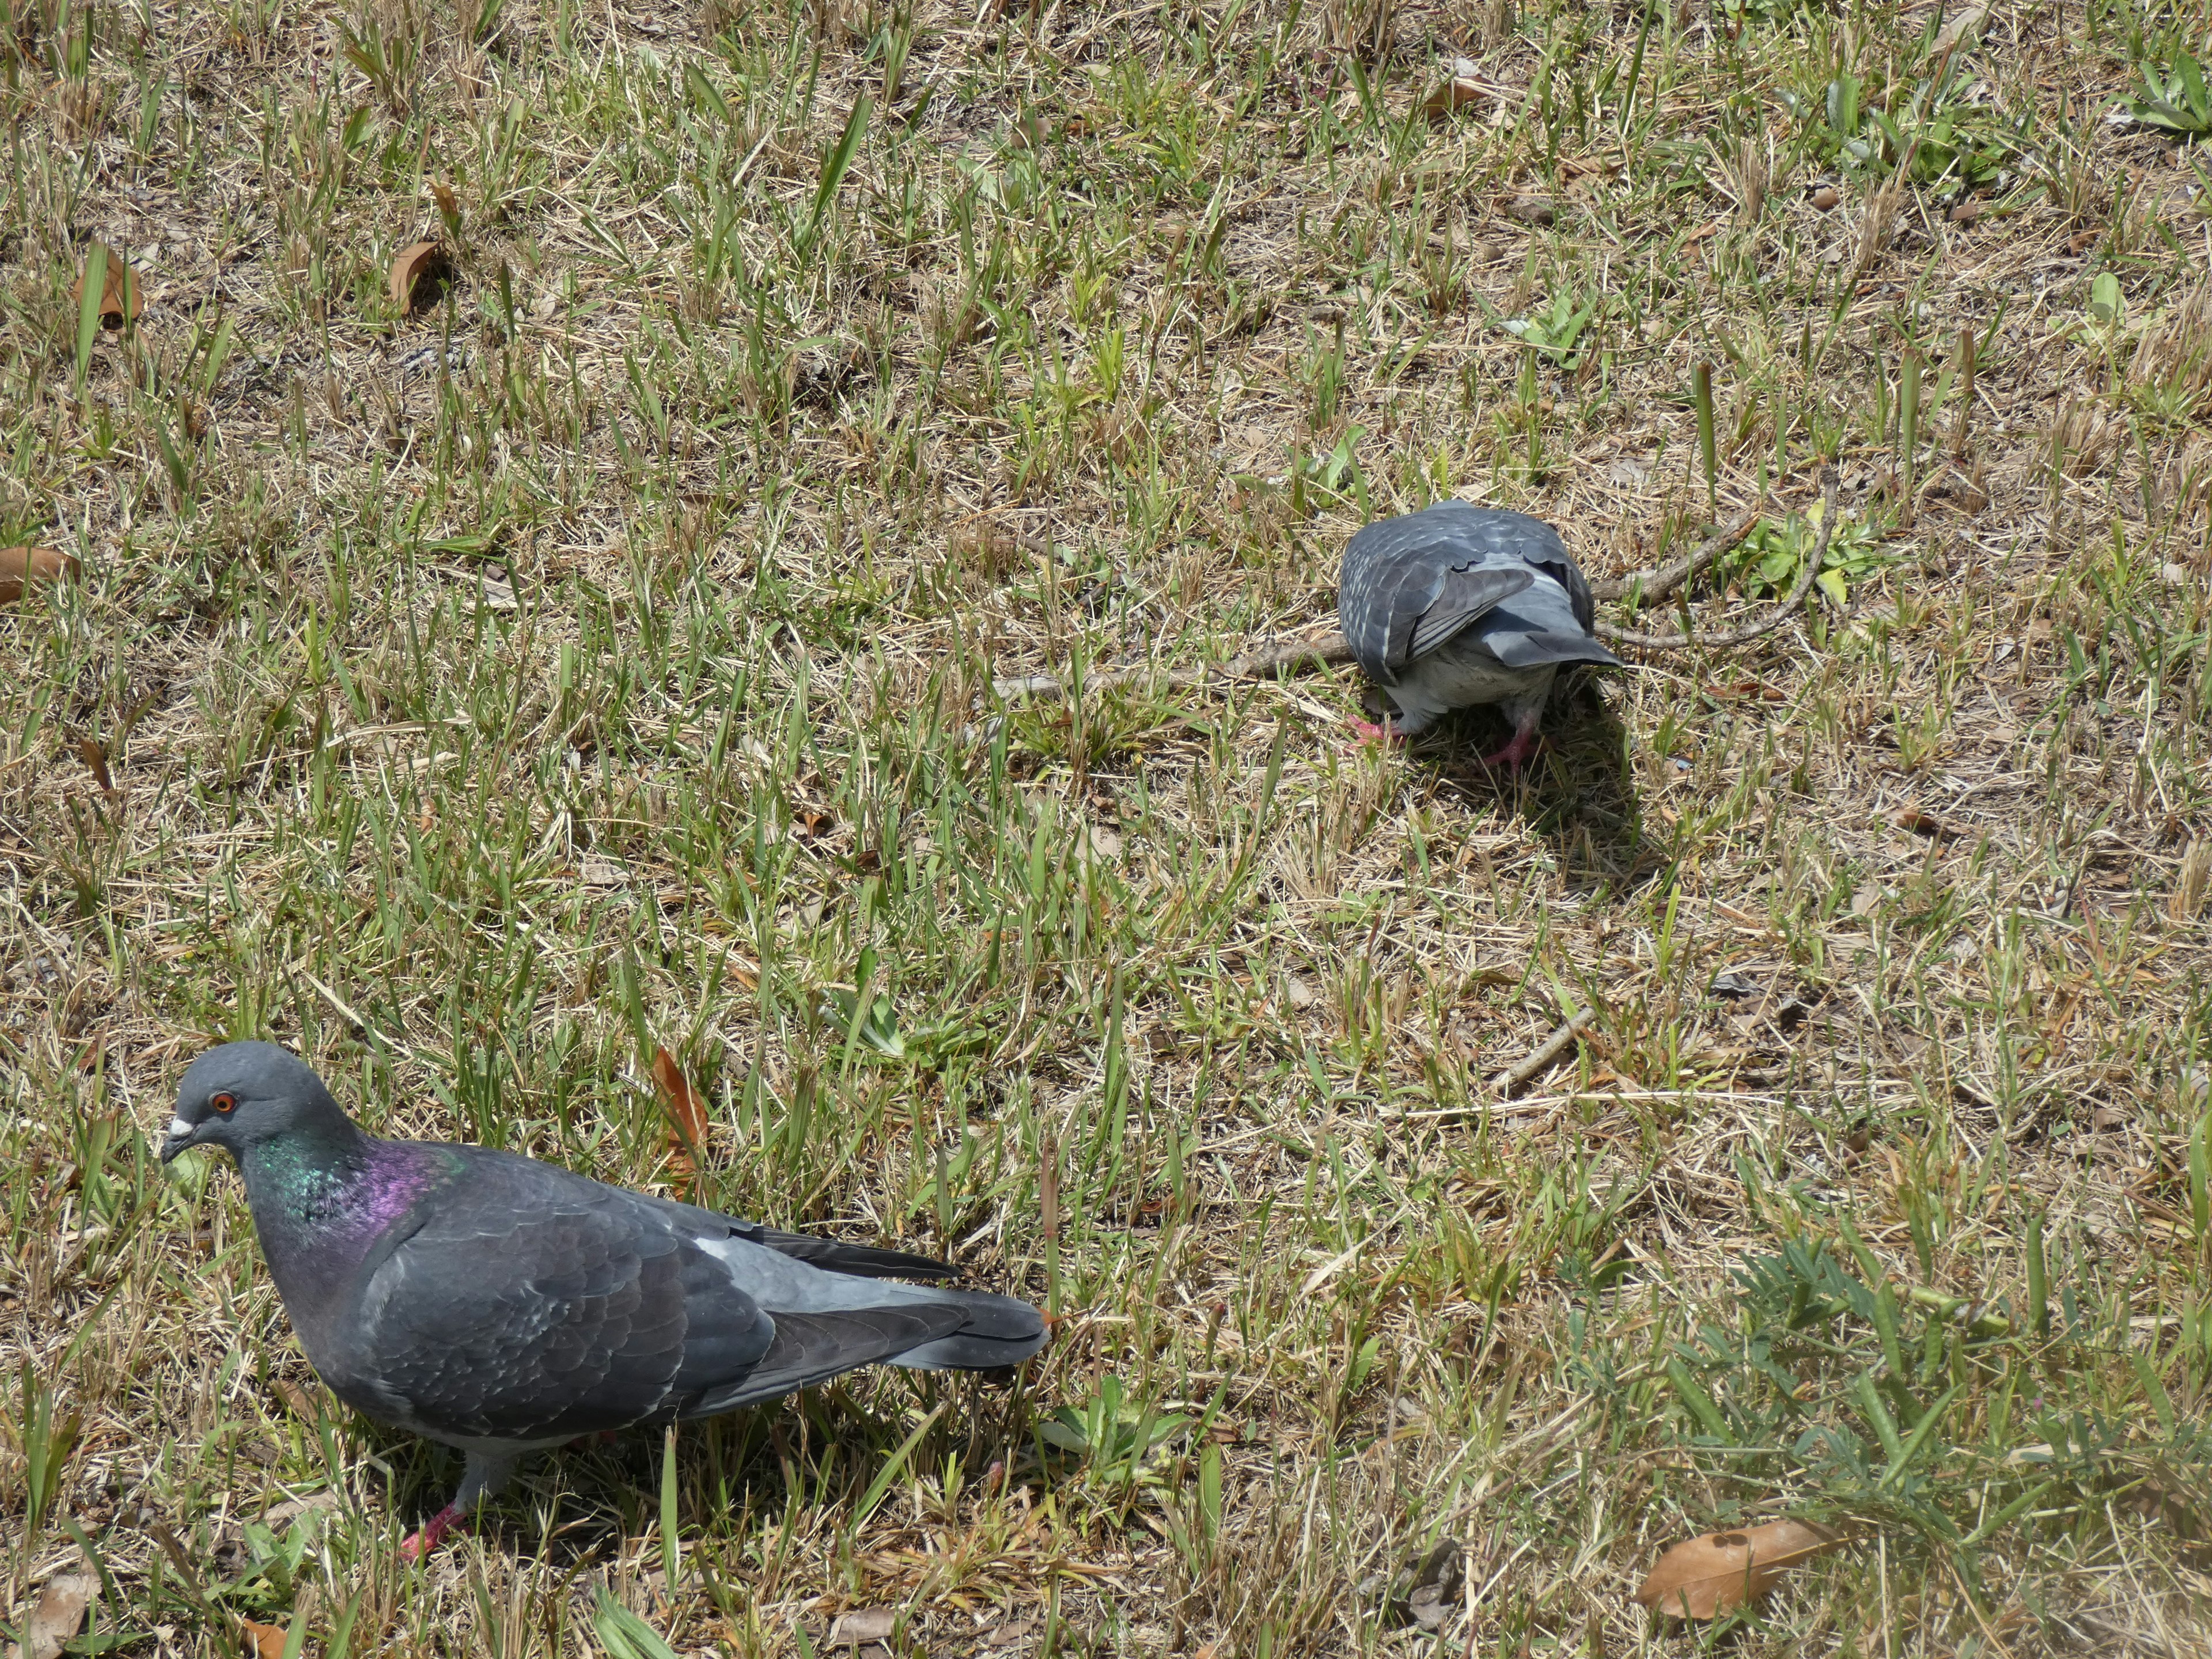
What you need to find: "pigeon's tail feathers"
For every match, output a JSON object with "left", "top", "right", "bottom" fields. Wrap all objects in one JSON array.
[
  {"left": 1484, "top": 629, "right": 1624, "bottom": 669},
  {"left": 884, "top": 1289, "right": 1050, "bottom": 1372},
  {"left": 749, "top": 1228, "right": 959, "bottom": 1282},
  {"left": 685, "top": 1305, "right": 973, "bottom": 1416}
]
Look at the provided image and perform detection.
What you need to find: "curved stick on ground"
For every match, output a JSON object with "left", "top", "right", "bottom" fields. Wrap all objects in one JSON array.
[
  {"left": 991, "top": 474, "right": 1831, "bottom": 700},
  {"left": 1490, "top": 1006, "right": 1595, "bottom": 1096},
  {"left": 992, "top": 634, "right": 1353, "bottom": 701},
  {"left": 1585, "top": 497, "right": 1768, "bottom": 605},
  {"left": 1594, "top": 468, "right": 1839, "bottom": 651}
]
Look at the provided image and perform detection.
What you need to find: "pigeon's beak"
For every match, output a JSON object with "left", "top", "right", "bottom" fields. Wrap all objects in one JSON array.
[{"left": 160, "top": 1115, "right": 199, "bottom": 1162}]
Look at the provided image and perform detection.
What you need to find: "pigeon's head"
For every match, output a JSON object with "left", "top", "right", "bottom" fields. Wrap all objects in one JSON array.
[{"left": 162, "top": 1041, "right": 351, "bottom": 1164}]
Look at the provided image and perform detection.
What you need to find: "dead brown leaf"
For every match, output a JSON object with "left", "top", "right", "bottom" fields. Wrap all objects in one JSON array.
[
  {"left": 0, "top": 546, "right": 81, "bottom": 604},
  {"left": 389, "top": 241, "right": 449, "bottom": 314},
  {"left": 1930, "top": 3, "right": 1988, "bottom": 56},
  {"left": 1809, "top": 185, "right": 1840, "bottom": 211},
  {"left": 1633, "top": 1519, "right": 1848, "bottom": 1619},
  {"left": 1423, "top": 59, "right": 1487, "bottom": 117},
  {"left": 73, "top": 246, "right": 139, "bottom": 329},
  {"left": 16, "top": 1575, "right": 94, "bottom": 1659},
  {"left": 272, "top": 1377, "right": 328, "bottom": 1418},
  {"left": 1504, "top": 196, "right": 1555, "bottom": 226},
  {"left": 430, "top": 180, "right": 460, "bottom": 221},
  {"left": 653, "top": 1046, "right": 710, "bottom": 1167},
  {"left": 77, "top": 737, "right": 114, "bottom": 795},
  {"left": 828, "top": 1607, "right": 899, "bottom": 1646},
  {"left": 240, "top": 1618, "right": 289, "bottom": 1659},
  {"left": 1891, "top": 805, "right": 1959, "bottom": 840}
]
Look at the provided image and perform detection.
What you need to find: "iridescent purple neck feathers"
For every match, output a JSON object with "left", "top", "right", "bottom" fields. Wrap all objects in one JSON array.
[{"left": 240, "top": 1132, "right": 450, "bottom": 1336}]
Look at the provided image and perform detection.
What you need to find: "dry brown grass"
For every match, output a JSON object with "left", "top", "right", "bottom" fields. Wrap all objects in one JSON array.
[{"left": 3, "top": 0, "right": 2211, "bottom": 1653}]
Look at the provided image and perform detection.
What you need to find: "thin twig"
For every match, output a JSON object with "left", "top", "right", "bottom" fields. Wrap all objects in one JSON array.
[
  {"left": 991, "top": 474, "right": 1835, "bottom": 702},
  {"left": 992, "top": 634, "right": 1353, "bottom": 700},
  {"left": 1490, "top": 1006, "right": 1594, "bottom": 1096},
  {"left": 1585, "top": 496, "right": 1767, "bottom": 603},
  {"left": 1594, "top": 467, "right": 1838, "bottom": 650}
]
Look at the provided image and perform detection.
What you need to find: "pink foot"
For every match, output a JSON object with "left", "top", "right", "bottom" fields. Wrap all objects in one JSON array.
[
  {"left": 1479, "top": 729, "right": 1541, "bottom": 770},
  {"left": 400, "top": 1503, "right": 467, "bottom": 1562},
  {"left": 1349, "top": 717, "right": 1405, "bottom": 744}
]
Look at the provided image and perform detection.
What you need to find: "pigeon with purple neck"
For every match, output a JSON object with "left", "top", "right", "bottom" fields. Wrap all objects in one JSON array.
[{"left": 161, "top": 1041, "right": 1047, "bottom": 1559}]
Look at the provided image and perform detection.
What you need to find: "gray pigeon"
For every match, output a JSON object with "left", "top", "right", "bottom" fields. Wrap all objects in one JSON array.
[
  {"left": 1338, "top": 501, "right": 1622, "bottom": 767},
  {"left": 161, "top": 1042, "right": 1047, "bottom": 1559}
]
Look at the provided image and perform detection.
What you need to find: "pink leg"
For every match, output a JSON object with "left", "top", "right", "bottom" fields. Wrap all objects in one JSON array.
[
  {"left": 1478, "top": 726, "right": 1541, "bottom": 770},
  {"left": 400, "top": 1502, "right": 468, "bottom": 1562},
  {"left": 1349, "top": 716, "right": 1405, "bottom": 744}
]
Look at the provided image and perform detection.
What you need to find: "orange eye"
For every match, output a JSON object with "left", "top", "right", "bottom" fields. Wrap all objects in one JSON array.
[{"left": 211, "top": 1093, "right": 237, "bottom": 1114}]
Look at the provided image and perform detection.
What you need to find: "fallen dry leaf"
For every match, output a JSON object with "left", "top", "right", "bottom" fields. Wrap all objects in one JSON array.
[
  {"left": 430, "top": 180, "right": 460, "bottom": 221},
  {"left": 977, "top": 1617, "right": 1034, "bottom": 1649},
  {"left": 1809, "top": 185, "right": 1840, "bottom": 211},
  {"left": 16, "top": 1574, "right": 94, "bottom": 1659},
  {"left": 1504, "top": 195, "right": 1555, "bottom": 226},
  {"left": 828, "top": 1607, "right": 899, "bottom": 1646},
  {"left": 1929, "top": 2, "right": 1987, "bottom": 55},
  {"left": 0, "top": 546, "right": 80, "bottom": 604},
  {"left": 1633, "top": 1519, "right": 1847, "bottom": 1619},
  {"left": 1403, "top": 1539, "right": 1464, "bottom": 1631},
  {"left": 1891, "top": 805, "right": 1959, "bottom": 840},
  {"left": 652, "top": 1046, "right": 709, "bottom": 1167},
  {"left": 77, "top": 737, "right": 114, "bottom": 795},
  {"left": 73, "top": 246, "right": 139, "bottom": 328},
  {"left": 240, "top": 1618, "right": 289, "bottom": 1659},
  {"left": 1949, "top": 196, "right": 1982, "bottom": 225},
  {"left": 389, "top": 241, "right": 449, "bottom": 313},
  {"left": 1424, "top": 59, "right": 1487, "bottom": 117},
  {"left": 272, "top": 1377, "right": 328, "bottom": 1418}
]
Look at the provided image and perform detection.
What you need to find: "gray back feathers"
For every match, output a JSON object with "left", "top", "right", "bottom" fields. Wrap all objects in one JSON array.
[{"left": 1339, "top": 502, "right": 1615, "bottom": 684}]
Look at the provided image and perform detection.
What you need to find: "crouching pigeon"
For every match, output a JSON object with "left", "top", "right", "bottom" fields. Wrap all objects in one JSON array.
[
  {"left": 161, "top": 1042, "right": 1047, "bottom": 1559},
  {"left": 1338, "top": 501, "right": 1622, "bottom": 767}
]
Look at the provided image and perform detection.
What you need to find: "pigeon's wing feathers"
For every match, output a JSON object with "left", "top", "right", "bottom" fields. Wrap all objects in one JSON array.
[
  {"left": 1341, "top": 509, "right": 1538, "bottom": 682},
  {"left": 684, "top": 1305, "right": 972, "bottom": 1416},
  {"left": 351, "top": 1191, "right": 734, "bottom": 1442},
  {"left": 731, "top": 1224, "right": 955, "bottom": 1282},
  {"left": 620, "top": 1191, "right": 959, "bottom": 1282},
  {"left": 1483, "top": 628, "right": 1624, "bottom": 669},
  {"left": 886, "top": 1289, "right": 1052, "bottom": 1370},
  {"left": 1550, "top": 548, "right": 1600, "bottom": 632},
  {"left": 346, "top": 1155, "right": 779, "bottom": 1443},
  {"left": 1405, "top": 566, "right": 1537, "bottom": 661}
]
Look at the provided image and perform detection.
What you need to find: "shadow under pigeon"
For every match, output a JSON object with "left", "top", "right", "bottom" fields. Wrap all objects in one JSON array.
[
  {"left": 1421, "top": 675, "right": 1665, "bottom": 895},
  {"left": 376, "top": 1380, "right": 1033, "bottom": 1566}
]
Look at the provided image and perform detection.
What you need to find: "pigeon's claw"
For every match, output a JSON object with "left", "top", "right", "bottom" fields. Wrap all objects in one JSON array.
[
  {"left": 400, "top": 1503, "right": 468, "bottom": 1562},
  {"left": 1479, "top": 729, "right": 1541, "bottom": 770},
  {"left": 1349, "top": 716, "right": 1403, "bottom": 744}
]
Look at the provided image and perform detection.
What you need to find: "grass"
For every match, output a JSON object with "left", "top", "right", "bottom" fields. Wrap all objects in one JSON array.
[{"left": 3, "top": 0, "right": 2212, "bottom": 1652}]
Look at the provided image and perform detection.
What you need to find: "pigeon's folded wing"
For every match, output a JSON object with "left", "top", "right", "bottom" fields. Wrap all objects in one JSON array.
[
  {"left": 686, "top": 1305, "right": 974, "bottom": 1416},
  {"left": 651, "top": 1193, "right": 957, "bottom": 1282},
  {"left": 345, "top": 1182, "right": 768, "bottom": 1442},
  {"left": 1343, "top": 533, "right": 1535, "bottom": 686}
]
